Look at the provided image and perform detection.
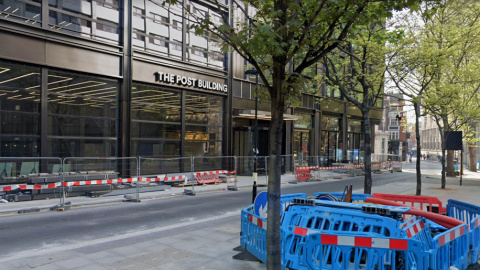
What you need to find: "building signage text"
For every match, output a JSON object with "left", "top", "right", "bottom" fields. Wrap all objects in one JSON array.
[{"left": 154, "top": 72, "right": 228, "bottom": 93}]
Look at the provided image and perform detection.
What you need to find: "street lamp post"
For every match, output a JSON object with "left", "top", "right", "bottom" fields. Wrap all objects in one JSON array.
[{"left": 246, "top": 69, "right": 259, "bottom": 203}]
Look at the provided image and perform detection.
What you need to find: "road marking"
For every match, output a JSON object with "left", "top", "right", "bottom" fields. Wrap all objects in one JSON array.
[{"left": 0, "top": 210, "right": 239, "bottom": 263}]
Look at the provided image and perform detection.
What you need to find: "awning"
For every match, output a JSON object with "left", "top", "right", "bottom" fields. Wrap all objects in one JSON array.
[{"left": 233, "top": 109, "right": 299, "bottom": 121}]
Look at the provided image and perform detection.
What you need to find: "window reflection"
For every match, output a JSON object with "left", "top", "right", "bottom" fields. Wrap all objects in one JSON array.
[
  {"left": 131, "top": 83, "right": 182, "bottom": 156},
  {"left": 47, "top": 0, "right": 119, "bottom": 42},
  {"left": 0, "top": 0, "right": 42, "bottom": 27},
  {"left": 47, "top": 71, "right": 117, "bottom": 139},
  {"left": 132, "top": 0, "right": 225, "bottom": 68},
  {"left": 184, "top": 92, "right": 223, "bottom": 156},
  {"left": 0, "top": 61, "right": 41, "bottom": 157}
]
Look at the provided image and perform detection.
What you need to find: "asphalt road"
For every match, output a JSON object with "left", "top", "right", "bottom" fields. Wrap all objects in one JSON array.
[{"left": 0, "top": 170, "right": 412, "bottom": 260}]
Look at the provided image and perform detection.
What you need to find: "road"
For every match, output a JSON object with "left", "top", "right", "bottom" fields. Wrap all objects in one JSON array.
[
  {"left": 1, "top": 160, "right": 479, "bottom": 269},
  {"left": 0, "top": 165, "right": 414, "bottom": 261}
]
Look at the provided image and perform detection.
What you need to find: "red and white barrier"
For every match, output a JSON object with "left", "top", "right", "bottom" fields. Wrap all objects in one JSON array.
[{"left": 293, "top": 227, "right": 408, "bottom": 250}]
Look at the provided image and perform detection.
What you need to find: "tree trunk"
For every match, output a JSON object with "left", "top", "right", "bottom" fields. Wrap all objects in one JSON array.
[
  {"left": 446, "top": 150, "right": 455, "bottom": 177},
  {"left": 441, "top": 148, "right": 446, "bottom": 188},
  {"left": 266, "top": 61, "right": 285, "bottom": 270},
  {"left": 469, "top": 146, "right": 476, "bottom": 172},
  {"left": 414, "top": 101, "right": 422, "bottom": 195},
  {"left": 363, "top": 110, "right": 372, "bottom": 194}
]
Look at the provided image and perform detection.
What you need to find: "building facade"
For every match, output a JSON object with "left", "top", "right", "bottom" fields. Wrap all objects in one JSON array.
[{"left": 0, "top": 0, "right": 383, "bottom": 174}]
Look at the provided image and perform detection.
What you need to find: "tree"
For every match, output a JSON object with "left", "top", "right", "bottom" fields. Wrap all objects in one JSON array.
[
  {"left": 162, "top": 0, "right": 429, "bottom": 267},
  {"left": 319, "top": 19, "right": 393, "bottom": 194},
  {"left": 419, "top": 0, "right": 480, "bottom": 188},
  {"left": 386, "top": 8, "right": 439, "bottom": 195}
]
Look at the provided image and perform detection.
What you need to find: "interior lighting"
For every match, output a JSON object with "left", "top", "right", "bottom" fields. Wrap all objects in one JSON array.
[
  {"left": 4, "top": 6, "right": 11, "bottom": 11},
  {"left": 12, "top": 8, "right": 18, "bottom": 13},
  {"left": 0, "top": 73, "right": 38, "bottom": 85},
  {"left": 0, "top": 67, "right": 10, "bottom": 74},
  {"left": 74, "top": 86, "right": 116, "bottom": 96},
  {"left": 0, "top": 89, "right": 19, "bottom": 93},
  {"left": 49, "top": 81, "right": 105, "bottom": 92}
]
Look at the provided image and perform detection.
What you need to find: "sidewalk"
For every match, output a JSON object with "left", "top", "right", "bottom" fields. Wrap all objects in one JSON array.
[{"left": 1, "top": 164, "right": 480, "bottom": 269}]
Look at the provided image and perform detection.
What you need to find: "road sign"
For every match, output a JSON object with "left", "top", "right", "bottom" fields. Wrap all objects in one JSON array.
[{"left": 254, "top": 191, "right": 268, "bottom": 219}]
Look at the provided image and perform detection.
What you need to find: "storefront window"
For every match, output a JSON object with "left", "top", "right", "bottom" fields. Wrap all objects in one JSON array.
[
  {"left": 184, "top": 92, "right": 223, "bottom": 156},
  {"left": 0, "top": 61, "right": 41, "bottom": 157},
  {"left": 320, "top": 116, "right": 340, "bottom": 163},
  {"left": 47, "top": 70, "right": 117, "bottom": 157},
  {"left": 131, "top": 83, "right": 182, "bottom": 156}
]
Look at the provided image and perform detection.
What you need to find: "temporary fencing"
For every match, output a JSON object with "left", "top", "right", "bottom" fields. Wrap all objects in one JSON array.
[
  {"left": 240, "top": 193, "right": 306, "bottom": 264},
  {"left": 0, "top": 157, "right": 63, "bottom": 202},
  {"left": 294, "top": 164, "right": 365, "bottom": 182},
  {"left": 373, "top": 193, "right": 447, "bottom": 214},
  {"left": 447, "top": 199, "right": 480, "bottom": 264},
  {"left": 293, "top": 232, "right": 428, "bottom": 270},
  {"left": 240, "top": 192, "right": 480, "bottom": 270},
  {"left": 63, "top": 157, "right": 138, "bottom": 203}
]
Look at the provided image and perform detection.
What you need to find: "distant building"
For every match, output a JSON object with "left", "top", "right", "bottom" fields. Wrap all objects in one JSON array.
[
  {"left": 384, "top": 93, "right": 407, "bottom": 161},
  {"left": 373, "top": 96, "right": 389, "bottom": 162},
  {"left": 421, "top": 116, "right": 442, "bottom": 160}
]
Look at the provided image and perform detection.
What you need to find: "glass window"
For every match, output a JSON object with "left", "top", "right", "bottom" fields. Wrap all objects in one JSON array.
[
  {"left": 184, "top": 92, "right": 223, "bottom": 156},
  {"left": 49, "top": 10, "right": 92, "bottom": 37},
  {"left": 96, "top": 0, "right": 119, "bottom": 23},
  {"left": 0, "top": 0, "right": 42, "bottom": 27},
  {"left": 322, "top": 116, "right": 339, "bottom": 131},
  {"left": 49, "top": 0, "right": 92, "bottom": 16},
  {"left": 348, "top": 120, "right": 361, "bottom": 133},
  {"left": 0, "top": 61, "right": 41, "bottom": 157},
  {"left": 140, "top": 0, "right": 183, "bottom": 58},
  {"left": 47, "top": 71, "right": 117, "bottom": 140},
  {"left": 48, "top": 0, "right": 119, "bottom": 42},
  {"left": 186, "top": 4, "right": 225, "bottom": 68},
  {"left": 47, "top": 138, "right": 115, "bottom": 157},
  {"left": 131, "top": 83, "right": 182, "bottom": 156}
]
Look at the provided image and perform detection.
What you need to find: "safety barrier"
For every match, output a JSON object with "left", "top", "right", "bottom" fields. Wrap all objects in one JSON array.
[
  {"left": 240, "top": 192, "right": 480, "bottom": 270},
  {"left": 163, "top": 175, "right": 187, "bottom": 183},
  {"left": 403, "top": 217, "right": 434, "bottom": 251},
  {"left": 447, "top": 199, "right": 480, "bottom": 264},
  {"left": 241, "top": 206, "right": 268, "bottom": 263},
  {"left": 240, "top": 193, "right": 307, "bottom": 264},
  {"left": 195, "top": 171, "right": 219, "bottom": 184},
  {"left": 431, "top": 224, "right": 469, "bottom": 270},
  {"left": 289, "top": 232, "right": 429, "bottom": 270},
  {"left": 373, "top": 193, "right": 447, "bottom": 214},
  {"left": 281, "top": 202, "right": 409, "bottom": 270},
  {"left": 295, "top": 167, "right": 312, "bottom": 181}
]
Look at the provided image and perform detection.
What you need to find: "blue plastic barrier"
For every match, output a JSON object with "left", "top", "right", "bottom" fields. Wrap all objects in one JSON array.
[
  {"left": 431, "top": 224, "right": 469, "bottom": 270},
  {"left": 293, "top": 232, "right": 430, "bottom": 270},
  {"left": 447, "top": 199, "right": 480, "bottom": 224},
  {"left": 240, "top": 205, "right": 268, "bottom": 263},
  {"left": 240, "top": 193, "right": 480, "bottom": 270},
  {"left": 470, "top": 216, "right": 480, "bottom": 264},
  {"left": 240, "top": 193, "right": 307, "bottom": 264},
  {"left": 447, "top": 199, "right": 480, "bottom": 264},
  {"left": 281, "top": 203, "right": 408, "bottom": 270},
  {"left": 403, "top": 217, "right": 434, "bottom": 251}
]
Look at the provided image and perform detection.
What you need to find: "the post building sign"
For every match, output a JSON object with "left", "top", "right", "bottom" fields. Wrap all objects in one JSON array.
[{"left": 154, "top": 72, "right": 228, "bottom": 93}]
